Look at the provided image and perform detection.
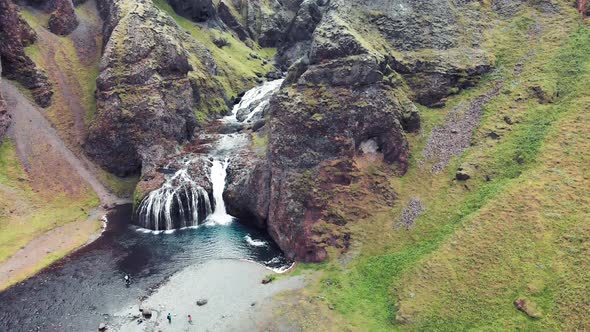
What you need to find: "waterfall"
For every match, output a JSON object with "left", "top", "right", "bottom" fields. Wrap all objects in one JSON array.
[
  {"left": 137, "top": 160, "right": 212, "bottom": 231},
  {"left": 136, "top": 79, "right": 284, "bottom": 231},
  {"left": 206, "top": 158, "right": 233, "bottom": 225}
]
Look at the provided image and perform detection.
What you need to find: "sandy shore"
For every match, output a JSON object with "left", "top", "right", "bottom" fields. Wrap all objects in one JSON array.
[{"left": 108, "top": 259, "right": 305, "bottom": 332}]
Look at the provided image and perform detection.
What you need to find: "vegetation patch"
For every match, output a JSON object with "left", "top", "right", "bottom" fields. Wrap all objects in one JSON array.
[{"left": 275, "top": 10, "right": 590, "bottom": 331}]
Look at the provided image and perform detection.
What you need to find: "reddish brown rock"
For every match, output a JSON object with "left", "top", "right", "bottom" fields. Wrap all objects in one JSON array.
[
  {"left": 48, "top": 0, "right": 79, "bottom": 36},
  {"left": 0, "top": 0, "right": 53, "bottom": 107}
]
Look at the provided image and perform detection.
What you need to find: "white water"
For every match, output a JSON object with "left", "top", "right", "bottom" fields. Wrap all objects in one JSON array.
[
  {"left": 137, "top": 79, "right": 284, "bottom": 231},
  {"left": 244, "top": 234, "right": 268, "bottom": 247},
  {"left": 206, "top": 158, "right": 234, "bottom": 226},
  {"left": 230, "top": 79, "right": 284, "bottom": 123},
  {"left": 137, "top": 157, "right": 212, "bottom": 231}
]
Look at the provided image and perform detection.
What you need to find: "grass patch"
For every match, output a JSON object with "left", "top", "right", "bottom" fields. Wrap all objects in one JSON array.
[
  {"left": 98, "top": 169, "right": 139, "bottom": 197},
  {"left": 0, "top": 139, "right": 100, "bottom": 264},
  {"left": 281, "top": 12, "right": 590, "bottom": 332}
]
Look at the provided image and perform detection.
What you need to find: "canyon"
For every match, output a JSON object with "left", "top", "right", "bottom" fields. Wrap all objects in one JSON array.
[{"left": 0, "top": 0, "right": 589, "bottom": 331}]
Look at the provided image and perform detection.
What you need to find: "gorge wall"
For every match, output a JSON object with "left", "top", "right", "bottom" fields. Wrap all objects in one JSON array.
[{"left": 0, "top": 0, "right": 576, "bottom": 262}]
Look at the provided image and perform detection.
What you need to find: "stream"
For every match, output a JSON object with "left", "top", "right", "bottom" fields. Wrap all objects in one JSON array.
[{"left": 0, "top": 79, "right": 290, "bottom": 331}]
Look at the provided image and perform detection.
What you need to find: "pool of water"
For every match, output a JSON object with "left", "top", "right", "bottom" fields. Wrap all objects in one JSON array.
[{"left": 0, "top": 204, "right": 290, "bottom": 332}]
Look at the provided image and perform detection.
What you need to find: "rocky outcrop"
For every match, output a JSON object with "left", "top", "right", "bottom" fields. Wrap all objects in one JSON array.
[
  {"left": 217, "top": 1, "right": 250, "bottom": 42},
  {"left": 243, "top": 0, "right": 297, "bottom": 47},
  {"left": 225, "top": 153, "right": 271, "bottom": 228},
  {"left": 86, "top": 0, "right": 225, "bottom": 176},
  {"left": 227, "top": 0, "right": 509, "bottom": 261},
  {"left": 0, "top": 0, "right": 53, "bottom": 107},
  {"left": 166, "top": 0, "right": 216, "bottom": 22},
  {"left": 389, "top": 49, "right": 493, "bottom": 107},
  {"left": 0, "top": 61, "right": 10, "bottom": 139},
  {"left": 263, "top": 81, "right": 413, "bottom": 261},
  {"left": 48, "top": 0, "right": 79, "bottom": 36}
]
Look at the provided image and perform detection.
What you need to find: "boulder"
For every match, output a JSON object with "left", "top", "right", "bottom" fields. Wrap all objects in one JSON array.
[
  {"left": 455, "top": 169, "right": 471, "bottom": 181},
  {"left": 48, "top": 0, "right": 79, "bottom": 36},
  {"left": 98, "top": 323, "right": 107, "bottom": 331},
  {"left": 196, "top": 299, "right": 208, "bottom": 306},
  {"left": 166, "top": 0, "right": 216, "bottom": 22},
  {"left": 139, "top": 308, "right": 152, "bottom": 318}
]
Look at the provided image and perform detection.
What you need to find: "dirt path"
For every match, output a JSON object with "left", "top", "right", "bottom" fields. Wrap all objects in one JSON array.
[
  {"left": 0, "top": 209, "right": 103, "bottom": 291},
  {"left": 0, "top": 81, "right": 129, "bottom": 289},
  {"left": 3, "top": 81, "right": 123, "bottom": 206}
]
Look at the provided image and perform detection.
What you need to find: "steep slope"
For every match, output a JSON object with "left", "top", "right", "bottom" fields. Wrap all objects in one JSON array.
[
  {"left": 0, "top": 0, "right": 53, "bottom": 107},
  {"left": 265, "top": 4, "right": 590, "bottom": 331},
  {"left": 85, "top": 0, "right": 279, "bottom": 177}
]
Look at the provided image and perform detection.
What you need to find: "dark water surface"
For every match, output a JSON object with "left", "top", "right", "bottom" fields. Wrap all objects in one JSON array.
[{"left": 0, "top": 205, "right": 289, "bottom": 332}]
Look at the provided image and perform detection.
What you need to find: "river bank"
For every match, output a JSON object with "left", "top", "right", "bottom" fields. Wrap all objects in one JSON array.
[
  {"left": 112, "top": 259, "right": 305, "bottom": 332},
  {"left": 0, "top": 204, "right": 293, "bottom": 331},
  {"left": 0, "top": 208, "right": 103, "bottom": 291}
]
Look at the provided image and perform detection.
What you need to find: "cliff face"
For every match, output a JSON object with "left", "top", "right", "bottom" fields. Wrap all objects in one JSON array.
[
  {"left": 85, "top": 0, "right": 207, "bottom": 176},
  {"left": 84, "top": 0, "right": 280, "bottom": 182},
  {"left": 225, "top": 0, "right": 566, "bottom": 261},
  {"left": 0, "top": 0, "right": 53, "bottom": 107}
]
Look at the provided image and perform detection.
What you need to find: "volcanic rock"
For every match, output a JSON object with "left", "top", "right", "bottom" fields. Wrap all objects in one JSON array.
[
  {"left": 86, "top": 0, "right": 225, "bottom": 176},
  {"left": 166, "top": 0, "right": 215, "bottom": 22},
  {"left": 48, "top": 0, "right": 79, "bottom": 36},
  {"left": 0, "top": 0, "right": 53, "bottom": 107}
]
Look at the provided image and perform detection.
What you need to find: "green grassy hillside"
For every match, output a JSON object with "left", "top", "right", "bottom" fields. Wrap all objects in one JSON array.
[{"left": 274, "top": 8, "right": 590, "bottom": 331}]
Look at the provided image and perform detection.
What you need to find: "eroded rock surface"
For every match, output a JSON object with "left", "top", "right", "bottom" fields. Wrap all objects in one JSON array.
[
  {"left": 86, "top": 0, "right": 225, "bottom": 176},
  {"left": 0, "top": 0, "right": 53, "bottom": 107},
  {"left": 220, "top": 0, "right": 552, "bottom": 261},
  {"left": 48, "top": 0, "right": 79, "bottom": 36}
]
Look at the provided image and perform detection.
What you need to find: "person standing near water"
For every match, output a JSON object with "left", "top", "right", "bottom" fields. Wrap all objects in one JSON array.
[{"left": 167, "top": 313, "right": 172, "bottom": 323}]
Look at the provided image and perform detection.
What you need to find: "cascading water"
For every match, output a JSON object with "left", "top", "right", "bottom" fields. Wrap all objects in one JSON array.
[
  {"left": 137, "top": 158, "right": 212, "bottom": 231},
  {"left": 206, "top": 158, "right": 233, "bottom": 225},
  {"left": 136, "top": 79, "right": 284, "bottom": 231}
]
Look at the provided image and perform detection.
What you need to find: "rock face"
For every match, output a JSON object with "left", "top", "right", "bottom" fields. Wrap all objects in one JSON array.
[
  {"left": 0, "top": 0, "right": 53, "bottom": 107},
  {"left": 166, "top": 0, "right": 216, "bottom": 22},
  {"left": 86, "top": 0, "right": 225, "bottom": 176},
  {"left": 217, "top": 1, "right": 250, "bottom": 42},
  {"left": 243, "top": 0, "right": 298, "bottom": 47},
  {"left": 0, "top": 61, "right": 10, "bottom": 139},
  {"left": 48, "top": 0, "right": 79, "bottom": 36},
  {"left": 220, "top": 0, "right": 560, "bottom": 262}
]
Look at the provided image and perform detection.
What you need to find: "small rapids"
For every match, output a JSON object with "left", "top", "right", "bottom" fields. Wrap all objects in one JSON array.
[
  {"left": 137, "top": 79, "right": 284, "bottom": 231},
  {"left": 245, "top": 234, "right": 268, "bottom": 247}
]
